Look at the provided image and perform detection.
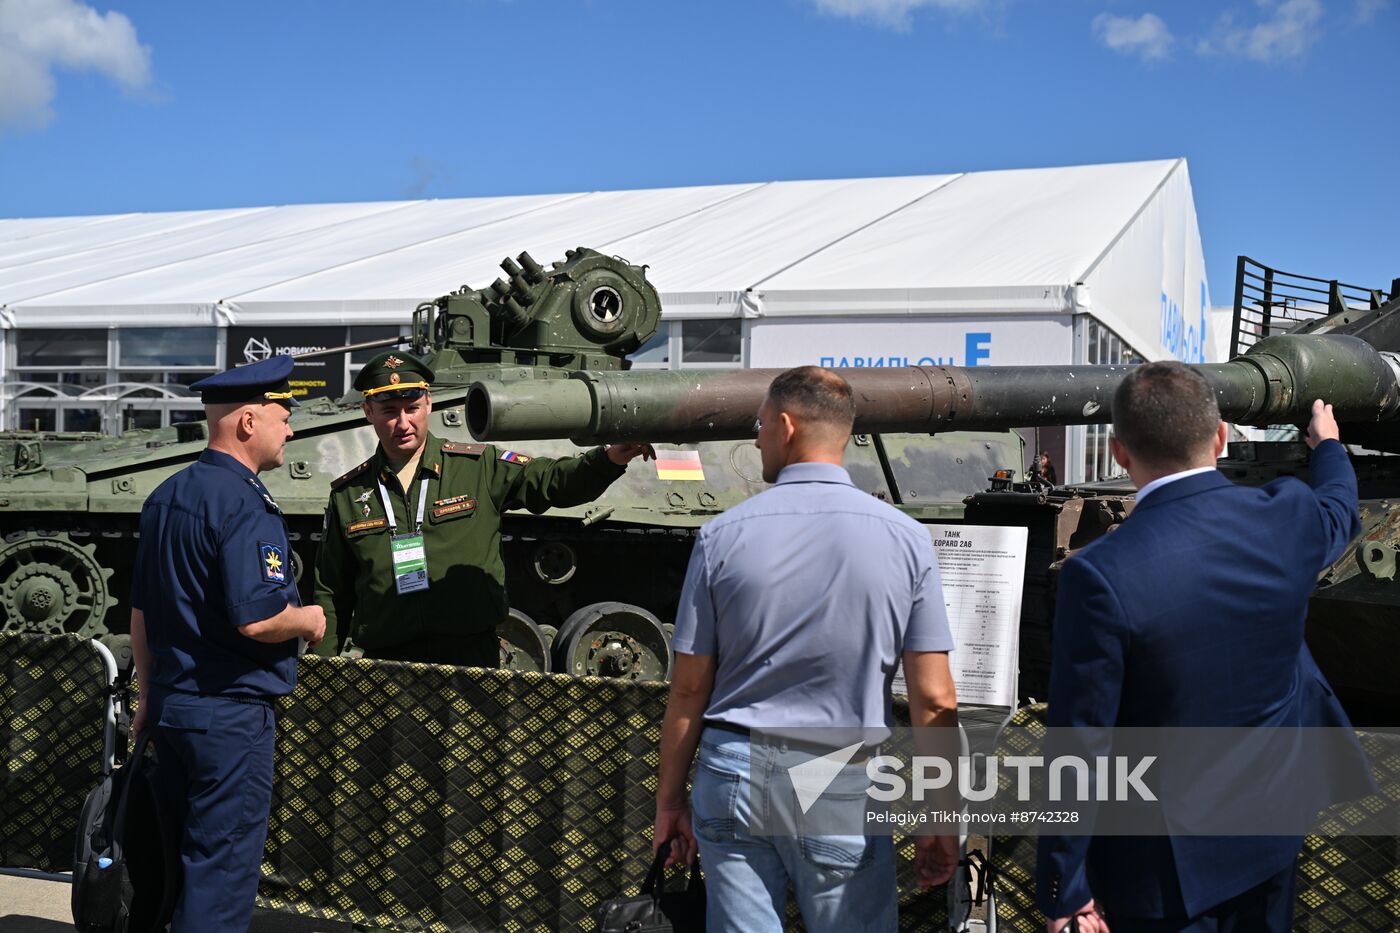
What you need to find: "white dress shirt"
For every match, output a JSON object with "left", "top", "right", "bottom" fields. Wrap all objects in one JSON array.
[{"left": 1134, "top": 465, "right": 1217, "bottom": 504}]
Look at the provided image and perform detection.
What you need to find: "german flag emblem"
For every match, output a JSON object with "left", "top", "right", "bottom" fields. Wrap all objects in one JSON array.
[{"left": 656, "top": 449, "right": 705, "bottom": 481}]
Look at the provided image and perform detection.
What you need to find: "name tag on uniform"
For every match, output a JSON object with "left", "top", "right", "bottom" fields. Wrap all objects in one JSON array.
[{"left": 390, "top": 533, "right": 430, "bottom": 595}]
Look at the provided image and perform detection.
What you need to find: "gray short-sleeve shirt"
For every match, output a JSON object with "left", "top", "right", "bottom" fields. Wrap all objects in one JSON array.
[{"left": 671, "top": 461, "right": 953, "bottom": 730}]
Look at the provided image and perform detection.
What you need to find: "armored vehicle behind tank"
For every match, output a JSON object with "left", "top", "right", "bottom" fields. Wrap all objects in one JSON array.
[{"left": 0, "top": 248, "right": 1023, "bottom": 680}]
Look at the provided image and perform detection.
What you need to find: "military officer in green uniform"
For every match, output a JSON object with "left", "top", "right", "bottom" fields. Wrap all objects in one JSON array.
[{"left": 313, "top": 351, "right": 654, "bottom": 666}]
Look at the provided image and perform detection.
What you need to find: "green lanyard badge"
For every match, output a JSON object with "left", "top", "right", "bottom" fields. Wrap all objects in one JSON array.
[{"left": 377, "top": 475, "right": 431, "bottom": 595}]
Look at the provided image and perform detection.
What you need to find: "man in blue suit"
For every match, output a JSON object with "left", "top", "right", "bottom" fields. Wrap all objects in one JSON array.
[{"left": 1036, "top": 361, "right": 1370, "bottom": 932}]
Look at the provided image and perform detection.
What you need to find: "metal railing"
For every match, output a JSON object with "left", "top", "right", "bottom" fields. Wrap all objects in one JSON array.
[{"left": 1231, "top": 256, "right": 1396, "bottom": 357}]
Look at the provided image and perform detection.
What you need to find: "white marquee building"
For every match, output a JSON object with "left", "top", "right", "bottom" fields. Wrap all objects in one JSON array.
[{"left": 0, "top": 158, "right": 1221, "bottom": 483}]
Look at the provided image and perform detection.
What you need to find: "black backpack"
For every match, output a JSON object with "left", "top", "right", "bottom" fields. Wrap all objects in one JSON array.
[{"left": 72, "top": 729, "right": 180, "bottom": 933}]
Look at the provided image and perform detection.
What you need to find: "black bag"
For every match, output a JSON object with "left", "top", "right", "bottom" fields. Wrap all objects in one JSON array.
[
  {"left": 72, "top": 729, "right": 180, "bottom": 933},
  {"left": 598, "top": 841, "right": 706, "bottom": 933}
]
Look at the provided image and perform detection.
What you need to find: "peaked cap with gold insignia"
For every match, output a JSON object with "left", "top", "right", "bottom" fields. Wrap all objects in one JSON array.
[
  {"left": 354, "top": 350, "right": 435, "bottom": 401},
  {"left": 190, "top": 354, "right": 299, "bottom": 408}
]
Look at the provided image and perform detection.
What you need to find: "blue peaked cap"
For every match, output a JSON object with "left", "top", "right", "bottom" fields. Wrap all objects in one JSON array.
[{"left": 190, "top": 354, "right": 299, "bottom": 407}]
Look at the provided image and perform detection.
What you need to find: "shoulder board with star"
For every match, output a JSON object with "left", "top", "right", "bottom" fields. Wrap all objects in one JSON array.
[
  {"left": 247, "top": 477, "right": 283, "bottom": 514},
  {"left": 331, "top": 460, "right": 372, "bottom": 490},
  {"left": 441, "top": 442, "right": 486, "bottom": 457}
]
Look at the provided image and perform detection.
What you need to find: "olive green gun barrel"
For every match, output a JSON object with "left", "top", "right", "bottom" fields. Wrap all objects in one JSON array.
[
  {"left": 291, "top": 335, "right": 409, "bottom": 362},
  {"left": 466, "top": 334, "right": 1400, "bottom": 444}
]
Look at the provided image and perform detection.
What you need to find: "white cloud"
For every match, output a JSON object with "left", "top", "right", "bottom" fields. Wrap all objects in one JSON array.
[
  {"left": 1092, "top": 12, "right": 1175, "bottom": 62},
  {"left": 0, "top": 0, "right": 152, "bottom": 132},
  {"left": 808, "top": 0, "right": 991, "bottom": 31},
  {"left": 1354, "top": 0, "right": 1389, "bottom": 22},
  {"left": 1198, "top": 0, "right": 1325, "bottom": 63}
]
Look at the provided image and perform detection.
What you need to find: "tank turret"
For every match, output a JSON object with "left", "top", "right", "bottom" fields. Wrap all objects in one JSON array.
[{"left": 416, "top": 247, "right": 662, "bottom": 379}]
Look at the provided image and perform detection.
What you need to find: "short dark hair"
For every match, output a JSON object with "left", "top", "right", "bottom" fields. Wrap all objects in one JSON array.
[
  {"left": 766, "top": 366, "right": 855, "bottom": 432},
  {"left": 1111, "top": 361, "right": 1220, "bottom": 467}
]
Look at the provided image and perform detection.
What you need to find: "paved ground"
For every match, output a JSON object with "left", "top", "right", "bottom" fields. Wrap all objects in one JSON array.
[
  {"left": 0, "top": 873, "right": 350, "bottom": 933},
  {"left": 4, "top": 868, "right": 988, "bottom": 932}
]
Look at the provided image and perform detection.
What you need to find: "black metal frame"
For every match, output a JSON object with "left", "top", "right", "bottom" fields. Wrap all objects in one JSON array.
[{"left": 1231, "top": 256, "right": 1397, "bottom": 358}]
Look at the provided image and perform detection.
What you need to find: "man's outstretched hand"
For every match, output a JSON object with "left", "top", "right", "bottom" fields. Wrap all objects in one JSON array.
[
  {"left": 1306, "top": 399, "right": 1340, "bottom": 450},
  {"left": 606, "top": 443, "right": 657, "bottom": 466}
]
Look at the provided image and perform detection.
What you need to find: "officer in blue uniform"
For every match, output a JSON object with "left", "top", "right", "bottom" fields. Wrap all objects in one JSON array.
[{"left": 128, "top": 354, "right": 327, "bottom": 933}]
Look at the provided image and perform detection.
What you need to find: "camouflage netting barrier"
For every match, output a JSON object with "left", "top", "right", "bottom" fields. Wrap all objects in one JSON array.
[
  {"left": 0, "top": 639, "right": 951, "bottom": 931},
  {"left": 260, "top": 656, "right": 952, "bottom": 932},
  {"left": 0, "top": 633, "right": 111, "bottom": 872},
  {"left": 988, "top": 704, "right": 1400, "bottom": 932},
  {"left": 259, "top": 656, "right": 669, "bottom": 931},
  {"left": 4, "top": 637, "right": 1395, "bottom": 931}
]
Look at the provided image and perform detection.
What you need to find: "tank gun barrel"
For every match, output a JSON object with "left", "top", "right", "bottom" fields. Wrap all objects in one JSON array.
[
  {"left": 291, "top": 335, "right": 409, "bottom": 362},
  {"left": 467, "top": 333, "right": 1400, "bottom": 444}
]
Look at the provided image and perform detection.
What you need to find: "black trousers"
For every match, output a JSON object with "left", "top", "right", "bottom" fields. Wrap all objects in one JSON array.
[{"left": 1105, "top": 863, "right": 1295, "bottom": 933}]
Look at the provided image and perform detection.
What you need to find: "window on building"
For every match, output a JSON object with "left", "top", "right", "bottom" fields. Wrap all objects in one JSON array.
[
  {"left": 16, "top": 408, "right": 57, "bottom": 432},
  {"left": 4, "top": 323, "right": 416, "bottom": 433},
  {"left": 64, "top": 409, "right": 102, "bottom": 432},
  {"left": 116, "top": 371, "right": 210, "bottom": 387},
  {"left": 7, "top": 325, "right": 218, "bottom": 433},
  {"left": 617, "top": 319, "right": 745, "bottom": 370},
  {"left": 11, "top": 371, "right": 108, "bottom": 389},
  {"left": 16, "top": 330, "right": 107, "bottom": 368},
  {"left": 117, "top": 327, "right": 217, "bottom": 367},
  {"left": 681, "top": 319, "right": 742, "bottom": 364},
  {"left": 1079, "top": 318, "right": 1143, "bottom": 483},
  {"left": 627, "top": 324, "right": 671, "bottom": 368},
  {"left": 121, "top": 407, "right": 163, "bottom": 431}
]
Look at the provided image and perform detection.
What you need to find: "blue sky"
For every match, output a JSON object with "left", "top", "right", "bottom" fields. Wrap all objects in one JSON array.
[{"left": 0, "top": 0, "right": 1395, "bottom": 303}]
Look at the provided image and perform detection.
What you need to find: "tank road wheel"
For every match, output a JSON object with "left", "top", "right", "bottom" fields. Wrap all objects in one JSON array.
[
  {"left": 0, "top": 532, "right": 116, "bottom": 638},
  {"left": 552, "top": 601, "right": 672, "bottom": 682},
  {"left": 498, "top": 608, "right": 551, "bottom": 673}
]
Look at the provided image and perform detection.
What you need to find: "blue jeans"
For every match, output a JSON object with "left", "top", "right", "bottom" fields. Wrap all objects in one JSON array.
[{"left": 691, "top": 728, "right": 896, "bottom": 933}]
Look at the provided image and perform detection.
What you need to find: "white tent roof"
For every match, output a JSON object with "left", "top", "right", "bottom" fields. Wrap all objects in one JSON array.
[{"left": 0, "top": 158, "right": 1206, "bottom": 360}]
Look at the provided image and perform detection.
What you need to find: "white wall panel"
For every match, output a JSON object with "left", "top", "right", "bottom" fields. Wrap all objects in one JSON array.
[{"left": 748, "top": 315, "right": 1073, "bottom": 369}]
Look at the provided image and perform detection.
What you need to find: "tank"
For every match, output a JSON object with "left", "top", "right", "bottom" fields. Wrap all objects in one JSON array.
[
  {"left": 0, "top": 247, "right": 1024, "bottom": 680},
  {"left": 468, "top": 257, "right": 1400, "bottom": 724}
]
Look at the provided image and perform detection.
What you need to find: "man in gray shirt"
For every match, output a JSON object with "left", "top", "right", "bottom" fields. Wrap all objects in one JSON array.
[{"left": 653, "top": 366, "right": 959, "bottom": 933}]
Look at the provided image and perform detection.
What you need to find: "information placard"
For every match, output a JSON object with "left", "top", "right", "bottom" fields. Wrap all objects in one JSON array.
[
  {"left": 928, "top": 523, "right": 1028, "bottom": 708},
  {"left": 226, "top": 326, "right": 344, "bottom": 400}
]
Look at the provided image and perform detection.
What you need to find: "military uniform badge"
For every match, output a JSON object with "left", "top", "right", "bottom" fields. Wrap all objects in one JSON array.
[{"left": 259, "top": 542, "right": 287, "bottom": 584}]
